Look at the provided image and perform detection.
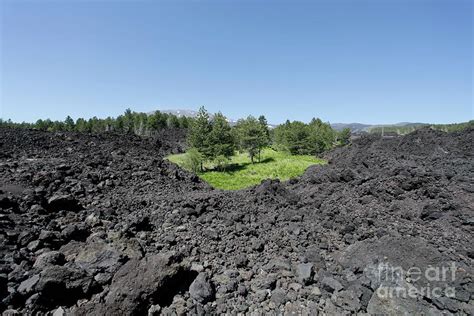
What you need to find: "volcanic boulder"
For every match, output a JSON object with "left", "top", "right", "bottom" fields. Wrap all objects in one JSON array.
[
  {"left": 75, "top": 252, "right": 196, "bottom": 315},
  {"left": 47, "top": 194, "right": 82, "bottom": 212}
]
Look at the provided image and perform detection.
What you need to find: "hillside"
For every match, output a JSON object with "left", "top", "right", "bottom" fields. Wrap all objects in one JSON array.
[{"left": 0, "top": 127, "right": 472, "bottom": 314}]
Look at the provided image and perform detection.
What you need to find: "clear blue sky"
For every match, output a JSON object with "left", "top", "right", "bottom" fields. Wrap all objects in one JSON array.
[{"left": 1, "top": 0, "right": 472, "bottom": 124}]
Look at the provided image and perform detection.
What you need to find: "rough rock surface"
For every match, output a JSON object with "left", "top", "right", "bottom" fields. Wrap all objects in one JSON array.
[
  {"left": 0, "top": 127, "right": 473, "bottom": 314},
  {"left": 189, "top": 273, "right": 214, "bottom": 304}
]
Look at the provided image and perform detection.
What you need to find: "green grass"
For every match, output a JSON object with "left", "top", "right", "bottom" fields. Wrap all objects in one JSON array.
[{"left": 166, "top": 148, "right": 326, "bottom": 190}]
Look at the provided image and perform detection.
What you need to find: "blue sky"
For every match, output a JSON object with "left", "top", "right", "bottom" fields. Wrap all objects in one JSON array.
[{"left": 1, "top": 0, "right": 472, "bottom": 124}]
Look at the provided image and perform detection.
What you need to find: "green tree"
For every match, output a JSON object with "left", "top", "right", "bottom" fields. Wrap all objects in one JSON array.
[
  {"left": 133, "top": 112, "right": 148, "bottom": 135},
  {"left": 273, "top": 120, "right": 291, "bottom": 152},
  {"left": 167, "top": 115, "right": 180, "bottom": 128},
  {"left": 235, "top": 116, "right": 267, "bottom": 163},
  {"left": 178, "top": 116, "right": 190, "bottom": 128},
  {"left": 123, "top": 108, "right": 134, "bottom": 134},
  {"left": 147, "top": 111, "right": 167, "bottom": 131},
  {"left": 338, "top": 128, "right": 351, "bottom": 145},
  {"left": 64, "top": 116, "right": 75, "bottom": 131},
  {"left": 307, "top": 118, "right": 335, "bottom": 154},
  {"left": 35, "top": 119, "right": 45, "bottom": 131},
  {"left": 50, "top": 120, "right": 65, "bottom": 132},
  {"left": 209, "top": 112, "right": 235, "bottom": 164},
  {"left": 75, "top": 118, "right": 88, "bottom": 132},
  {"left": 285, "top": 121, "right": 310, "bottom": 154},
  {"left": 273, "top": 118, "right": 337, "bottom": 155},
  {"left": 89, "top": 116, "right": 104, "bottom": 133},
  {"left": 104, "top": 117, "right": 114, "bottom": 132},
  {"left": 42, "top": 119, "right": 53, "bottom": 131},
  {"left": 187, "top": 106, "right": 212, "bottom": 170},
  {"left": 258, "top": 115, "right": 271, "bottom": 160},
  {"left": 258, "top": 115, "right": 270, "bottom": 138}
]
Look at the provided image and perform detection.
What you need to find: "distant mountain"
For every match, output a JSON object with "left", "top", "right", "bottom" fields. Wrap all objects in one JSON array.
[
  {"left": 392, "top": 122, "right": 426, "bottom": 126},
  {"left": 153, "top": 109, "right": 200, "bottom": 118},
  {"left": 330, "top": 123, "right": 372, "bottom": 133},
  {"left": 151, "top": 109, "right": 236, "bottom": 124},
  {"left": 152, "top": 109, "right": 241, "bottom": 126}
]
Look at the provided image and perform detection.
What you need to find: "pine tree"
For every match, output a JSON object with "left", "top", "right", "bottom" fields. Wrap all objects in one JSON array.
[
  {"left": 75, "top": 118, "right": 88, "bottom": 132},
  {"left": 338, "top": 128, "right": 351, "bottom": 145},
  {"left": 64, "top": 116, "right": 75, "bottom": 131},
  {"left": 187, "top": 106, "right": 212, "bottom": 170},
  {"left": 209, "top": 112, "right": 235, "bottom": 166},
  {"left": 257, "top": 115, "right": 270, "bottom": 161},
  {"left": 123, "top": 108, "right": 134, "bottom": 134},
  {"left": 273, "top": 118, "right": 337, "bottom": 155}
]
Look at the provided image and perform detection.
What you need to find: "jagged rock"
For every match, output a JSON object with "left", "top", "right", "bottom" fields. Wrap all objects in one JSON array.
[
  {"left": 47, "top": 194, "right": 81, "bottom": 212},
  {"left": 0, "top": 195, "right": 16, "bottom": 210},
  {"left": 311, "top": 287, "right": 321, "bottom": 296},
  {"left": 189, "top": 273, "right": 214, "bottom": 304},
  {"left": 61, "top": 223, "right": 90, "bottom": 242},
  {"left": 52, "top": 307, "right": 66, "bottom": 316},
  {"left": 332, "top": 290, "right": 361, "bottom": 312},
  {"left": 73, "top": 241, "right": 125, "bottom": 275},
  {"left": 18, "top": 274, "right": 40, "bottom": 295},
  {"left": 75, "top": 253, "right": 192, "bottom": 315},
  {"left": 296, "top": 262, "right": 313, "bottom": 285},
  {"left": 235, "top": 254, "right": 249, "bottom": 268},
  {"left": 32, "top": 266, "right": 97, "bottom": 307},
  {"left": 321, "top": 277, "right": 343, "bottom": 293},
  {"left": 420, "top": 203, "right": 440, "bottom": 220},
  {"left": 38, "top": 230, "right": 57, "bottom": 243},
  {"left": 0, "top": 274, "right": 8, "bottom": 299},
  {"left": 0, "top": 126, "right": 472, "bottom": 315},
  {"left": 264, "top": 258, "right": 292, "bottom": 273},
  {"left": 237, "top": 284, "right": 248, "bottom": 296},
  {"left": 366, "top": 287, "right": 439, "bottom": 315},
  {"left": 251, "top": 239, "right": 265, "bottom": 252},
  {"left": 147, "top": 304, "right": 161, "bottom": 316},
  {"left": 250, "top": 275, "right": 277, "bottom": 292},
  {"left": 304, "top": 246, "right": 326, "bottom": 268},
  {"left": 33, "top": 251, "right": 65, "bottom": 269},
  {"left": 17, "top": 231, "right": 36, "bottom": 247},
  {"left": 27, "top": 240, "right": 42, "bottom": 252},
  {"left": 30, "top": 204, "right": 46, "bottom": 214},
  {"left": 270, "top": 288, "right": 288, "bottom": 306}
]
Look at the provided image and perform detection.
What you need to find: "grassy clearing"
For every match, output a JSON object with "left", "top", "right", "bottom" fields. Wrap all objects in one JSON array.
[{"left": 167, "top": 148, "right": 326, "bottom": 190}]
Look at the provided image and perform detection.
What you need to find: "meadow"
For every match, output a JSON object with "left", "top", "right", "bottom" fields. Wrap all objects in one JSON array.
[{"left": 167, "top": 148, "right": 326, "bottom": 190}]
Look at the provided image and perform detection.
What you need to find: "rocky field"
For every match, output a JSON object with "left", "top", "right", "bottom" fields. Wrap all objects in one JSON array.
[{"left": 0, "top": 127, "right": 473, "bottom": 315}]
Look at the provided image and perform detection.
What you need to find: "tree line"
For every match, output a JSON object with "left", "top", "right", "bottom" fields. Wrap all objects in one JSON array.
[
  {"left": 273, "top": 119, "right": 350, "bottom": 155},
  {"left": 0, "top": 109, "right": 191, "bottom": 136},
  {"left": 1, "top": 106, "right": 351, "bottom": 172}
]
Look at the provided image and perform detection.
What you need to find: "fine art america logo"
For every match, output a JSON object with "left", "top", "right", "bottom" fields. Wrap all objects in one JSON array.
[{"left": 369, "top": 262, "right": 458, "bottom": 299}]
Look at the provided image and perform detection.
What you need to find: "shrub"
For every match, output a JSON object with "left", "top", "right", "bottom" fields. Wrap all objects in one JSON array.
[{"left": 183, "top": 148, "right": 203, "bottom": 173}]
